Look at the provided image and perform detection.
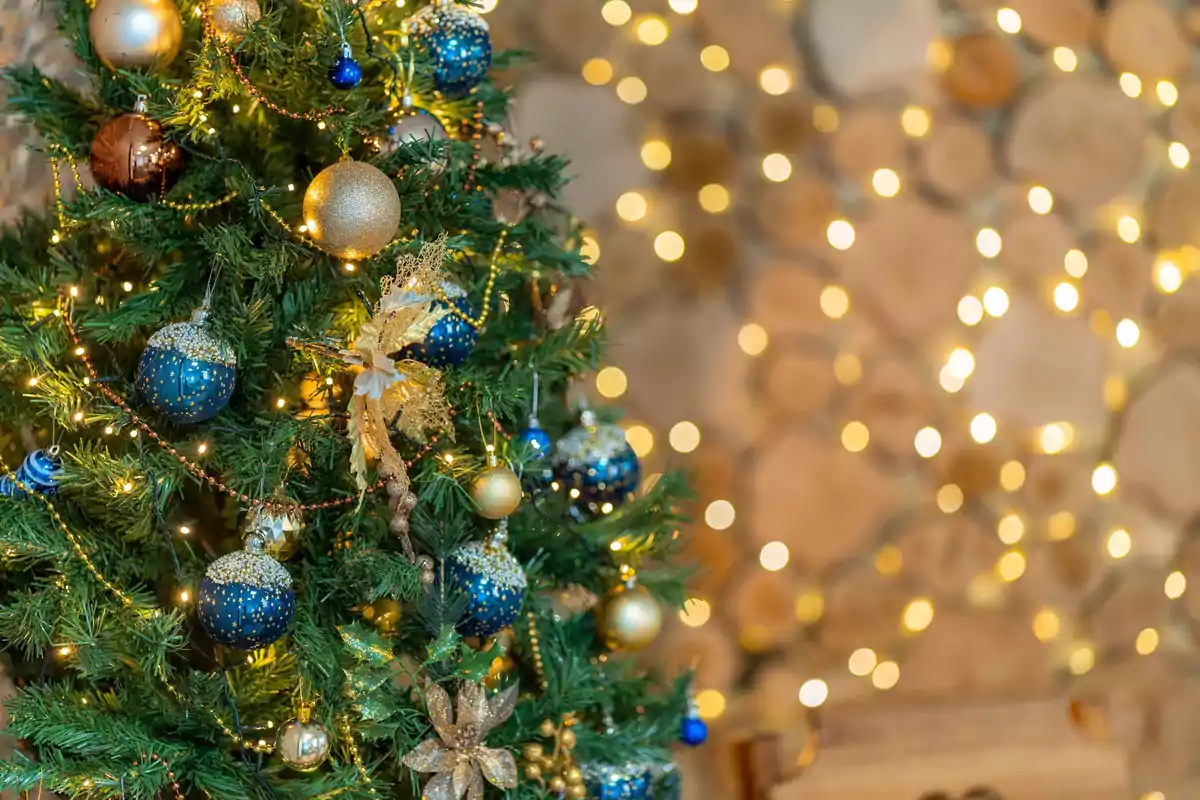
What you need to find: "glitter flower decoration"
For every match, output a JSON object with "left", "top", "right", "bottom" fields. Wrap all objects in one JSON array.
[{"left": 401, "top": 680, "right": 519, "bottom": 800}]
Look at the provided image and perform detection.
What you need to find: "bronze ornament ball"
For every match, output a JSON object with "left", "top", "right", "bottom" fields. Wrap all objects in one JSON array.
[
  {"left": 208, "top": 0, "right": 261, "bottom": 42},
  {"left": 302, "top": 161, "right": 402, "bottom": 260},
  {"left": 89, "top": 0, "right": 183, "bottom": 71},
  {"left": 90, "top": 112, "right": 184, "bottom": 202},
  {"left": 469, "top": 462, "right": 523, "bottom": 520},
  {"left": 596, "top": 583, "right": 663, "bottom": 651}
]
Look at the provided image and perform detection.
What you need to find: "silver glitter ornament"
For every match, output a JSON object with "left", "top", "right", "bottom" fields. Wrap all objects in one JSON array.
[{"left": 277, "top": 707, "right": 332, "bottom": 771}]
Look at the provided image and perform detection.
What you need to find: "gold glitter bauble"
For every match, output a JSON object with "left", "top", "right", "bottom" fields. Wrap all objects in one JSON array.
[
  {"left": 302, "top": 160, "right": 401, "bottom": 260},
  {"left": 596, "top": 583, "right": 662, "bottom": 651},
  {"left": 89, "top": 0, "right": 183, "bottom": 70},
  {"left": 469, "top": 463, "right": 523, "bottom": 520},
  {"left": 208, "top": 0, "right": 260, "bottom": 41}
]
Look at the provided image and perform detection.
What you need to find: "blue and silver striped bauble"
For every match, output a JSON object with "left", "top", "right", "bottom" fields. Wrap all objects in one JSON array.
[
  {"left": 445, "top": 538, "right": 526, "bottom": 638},
  {"left": 552, "top": 410, "right": 640, "bottom": 521},
  {"left": 399, "top": 284, "right": 478, "bottom": 369},
  {"left": 408, "top": 3, "right": 492, "bottom": 95},
  {"left": 135, "top": 308, "right": 237, "bottom": 424},
  {"left": 0, "top": 447, "right": 62, "bottom": 497},
  {"left": 197, "top": 536, "right": 294, "bottom": 649},
  {"left": 582, "top": 762, "right": 655, "bottom": 800}
]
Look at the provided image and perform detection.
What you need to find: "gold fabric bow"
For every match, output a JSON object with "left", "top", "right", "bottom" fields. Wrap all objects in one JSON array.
[{"left": 401, "top": 681, "right": 519, "bottom": 800}]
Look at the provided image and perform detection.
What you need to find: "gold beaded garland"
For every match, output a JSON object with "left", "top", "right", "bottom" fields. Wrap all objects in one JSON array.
[{"left": 302, "top": 161, "right": 401, "bottom": 260}]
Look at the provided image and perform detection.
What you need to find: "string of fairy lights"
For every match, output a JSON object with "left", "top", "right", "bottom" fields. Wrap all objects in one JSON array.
[{"left": 562, "top": 2, "right": 1200, "bottom": 777}]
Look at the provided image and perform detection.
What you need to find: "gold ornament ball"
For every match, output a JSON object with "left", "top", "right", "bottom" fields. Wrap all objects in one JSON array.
[
  {"left": 559, "top": 728, "right": 577, "bottom": 749},
  {"left": 597, "top": 584, "right": 663, "bottom": 651},
  {"left": 523, "top": 743, "right": 544, "bottom": 761},
  {"left": 469, "top": 463, "right": 523, "bottom": 520},
  {"left": 89, "top": 0, "right": 183, "bottom": 70},
  {"left": 565, "top": 765, "right": 583, "bottom": 785},
  {"left": 548, "top": 776, "right": 567, "bottom": 793},
  {"left": 303, "top": 161, "right": 401, "bottom": 260},
  {"left": 276, "top": 712, "right": 332, "bottom": 771},
  {"left": 209, "top": 0, "right": 260, "bottom": 41},
  {"left": 522, "top": 763, "right": 542, "bottom": 781},
  {"left": 362, "top": 597, "right": 402, "bottom": 634},
  {"left": 567, "top": 785, "right": 587, "bottom": 800},
  {"left": 538, "top": 719, "right": 557, "bottom": 738}
]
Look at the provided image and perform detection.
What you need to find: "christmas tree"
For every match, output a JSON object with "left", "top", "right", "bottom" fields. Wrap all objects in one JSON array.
[{"left": 0, "top": 0, "right": 697, "bottom": 797}]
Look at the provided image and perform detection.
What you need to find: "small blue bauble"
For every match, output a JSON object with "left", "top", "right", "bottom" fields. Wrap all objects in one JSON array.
[
  {"left": 445, "top": 539, "right": 526, "bottom": 638},
  {"left": 680, "top": 715, "right": 708, "bottom": 747},
  {"left": 583, "top": 762, "right": 654, "bottom": 800},
  {"left": 517, "top": 417, "right": 552, "bottom": 460},
  {"left": 409, "top": 4, "right": 491, "bottom": 95},
  {"left": 135, "top": 309, "right": 237, "bottom": 425},
  {"left": 552, "top": 411, "right": 641, "bottom": 520},
  {"left": 197, "top": 539, "right": 295, "bottom": 649},
  {"left": 329, "top": 53, "right": 363, "bottom": 90},
  {"left": 1, "top": 447, "right": 62, "bottom": 498},
  {"left": 398, "top": 285, "right": 478, "bottom": 369}
]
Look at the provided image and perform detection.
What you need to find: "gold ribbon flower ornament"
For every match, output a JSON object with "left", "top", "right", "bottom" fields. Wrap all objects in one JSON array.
[
  {"left": 339, "top": 234, "right": 456, "bottom": 494},
  {"left": 401, "top": 681, "right": 520, "bottom": 800}
]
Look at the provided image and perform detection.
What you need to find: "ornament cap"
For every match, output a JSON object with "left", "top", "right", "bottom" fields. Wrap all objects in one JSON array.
[
  {"left": 580, "top": 408, "right": 597, "bottom": 428},
  {"left": 401, "top": 89, "right": 415, "bottom": 110},
  {"left": 243, "top": 532, "right": 268, "bottom": 554},
  {"left": 133, "top": 93, "right": 148, "bottom": 114},
  {"left": 296, "top": 704, "right": 313, "bottom": 724},
  {"left": 340, "top": 41, "right": 352, "bottom": 58}
]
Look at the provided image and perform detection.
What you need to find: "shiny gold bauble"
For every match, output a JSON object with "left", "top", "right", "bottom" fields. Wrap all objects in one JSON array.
[
  {"left": 302, "top": 160, "right": 401, "bottom": 260},
  {"left": 538, "top": 719, "right": 557, "bottom": 738},
  {"left": 90, "top": 112, "right": 183, "bottom": 202},
  {"left": 469, "top": 462, "right": 523, "bottom": 520},
  {"left": 89, "top": 0, "right": 183, "bottom": 70},
  {"left": 564, "top": 765, "right": 583, "bottom": 785},
  {"left": 208, "top": 0, "right": 260, "bottom": 41},
  {"left": 548, "top": 776, "right": 567, "bottom": 793},
  {"left": 559, "top": 728, "right": 577, "bottom": 749},
  {"left": 522, "top": 763, "right": 542, "bottom": 781},
  {"left": 244, "top": 504, "right": 304, "bottom": 561},
  {"left": 523, "top": 743, "right": 544, "bottom": 761},
  {"left": 361, "top": 597, "right": 402, "bottom": 634},
  {"left": 276, "top": 712, "right": 332, "bottom": 771},
  {"left": 567, "top": 785, "right": 587, "bottom": 800},
  {"left": 596, "top": 583, "right": 663, "bottom": 651}
]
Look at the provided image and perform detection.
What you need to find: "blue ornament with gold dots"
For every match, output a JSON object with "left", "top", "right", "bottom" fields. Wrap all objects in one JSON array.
[
  {"left": 135, "top": 307, "right": 237, "bottom": 424},
  {"left": 409, "top": 2, "right": 492, "bottom": 95},
  {"left": 197, "top": 534, "right": 295, "bottom": 650},
  {"left": 445, "top": 524, "right": 526, "bottom": 638},
  {"left": 328, "top": 43, "right": 362, "bottom": 90},
  {"left": 552, "top": 409, "right": 640, "bottom": 521},
  {"left": 399, "top": 283, "right": 478, "bottom": 369},
  {"left": 583, "top": 762, "right": 655, "bottom": 800},
  {"left": 0, "top": 446, "right": 62, "bottom": 498}
]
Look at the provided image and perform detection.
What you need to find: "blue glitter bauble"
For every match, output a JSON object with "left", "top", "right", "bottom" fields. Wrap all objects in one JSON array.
[
  {"left": 398, "top": 286, "right": 478, "bottom": 368},
  {"left": 552, "top": 412, "right": 641, "bottom": 520},
  {"left": 0, "top": 448, "right": 62, "bottom": 498},
  {"left": 583, "top": 762, "right": 654, "bottom": 800},
  {"left": 409, "top": 4, "right": 491, "bottom": 95},
  {"left": 197, "top": 543, "right": 295, "bottom": 649},
  {"left": 680, "top": 715, "right": 708, "bottom": 747},
  {"left": 445, "top": 539, "right": 526, "bottom": 638},
  {"left": 328, "top": 53, "right": 363, "bottom": 89},
  {"left": 135, "top": 309, "right": 237, "bottom": 424}
]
